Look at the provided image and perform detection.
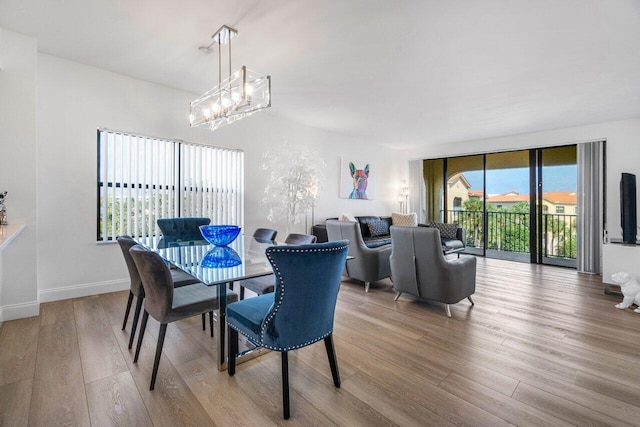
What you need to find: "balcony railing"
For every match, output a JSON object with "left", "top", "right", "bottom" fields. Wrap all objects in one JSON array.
[{"left": 445, "top": 210, "right": 577, "bottom": 261}]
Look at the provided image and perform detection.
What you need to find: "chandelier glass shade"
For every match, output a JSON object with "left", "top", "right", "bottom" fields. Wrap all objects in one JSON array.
[{"left": 190, "top": 25, "right": 271, "bottom": 131}]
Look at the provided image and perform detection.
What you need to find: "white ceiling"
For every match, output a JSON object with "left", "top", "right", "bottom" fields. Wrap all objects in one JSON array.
[{"left": 2, "top": 0, "right": 640, "bottom": 149}]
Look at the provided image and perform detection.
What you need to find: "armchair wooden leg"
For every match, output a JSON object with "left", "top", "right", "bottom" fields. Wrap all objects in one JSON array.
[
  {"left": 228, "top": 327, "right": 238, "bottom": 376},
  {"left": 467, "top": 296, "right": 475, "bottom": 305},
  {"left": 150, "top": 323, "right": 167, "bottom": 390},
  {"left": 122, "top": 291, "right": 134, "bottom": 330},
  {"left": 364, "top": 282, "right": 371, "bottom": 293},
  {"left": 133, "top": 310, "right": 149, "bottom": 363},
  {"left": 324, "top": 334, "right": 341, "bottom": 388},
  {"left": 240, "top": 286, "right": 245, "bottom": 300},
  {"left": 129, "top": 296, "right": 144, "bottom": 349},
  {"left": 445, "top": 304, "right": 452, "bottom": 318},
  {"left": 282, "top": 351, "right": 290, "bottom": 419},
  {"left": 394, "top": 291, "right": 402, "bottom": 301},
  {"left": 201, "top": 313, "right": 206, "bottom": 331}
]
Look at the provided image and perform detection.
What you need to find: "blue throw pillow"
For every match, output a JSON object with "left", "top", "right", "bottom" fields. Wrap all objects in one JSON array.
[{"left": 368, "top": 220, "right": 390, "bottom": 237}]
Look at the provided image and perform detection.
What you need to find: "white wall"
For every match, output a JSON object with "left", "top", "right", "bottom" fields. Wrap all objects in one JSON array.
[
  {"left": 0, "top": 29, "right": 39, "bottom": 321},
  {"left": 212, "top": 113, "right": 404, "bottom": 235},
  {"left": 36, "top": 54, "right": 402, "bottom": 302},
  {"left": 403, "top": 118, "right": 640, "bottom": 241}
]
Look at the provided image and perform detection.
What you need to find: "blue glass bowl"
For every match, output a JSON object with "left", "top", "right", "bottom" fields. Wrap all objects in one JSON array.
[
  {"left": 201, "top": 246, "right": 242, "bottom": 268},
  {"left": 199, "top": 225, "right": 241, "bottom": 247}
]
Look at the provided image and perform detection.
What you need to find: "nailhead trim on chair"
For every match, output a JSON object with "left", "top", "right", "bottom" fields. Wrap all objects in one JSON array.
[
  {"left": 262, "top": 244, "right": 346, "bottom": 351},
  {"left": 228, "top": 243, "right": 347, "bottom": 352}
]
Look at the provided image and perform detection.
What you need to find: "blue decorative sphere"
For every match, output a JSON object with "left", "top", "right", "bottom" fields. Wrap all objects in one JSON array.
[{"left": 199, "top": 225, "right": 241, "bottom": 246}]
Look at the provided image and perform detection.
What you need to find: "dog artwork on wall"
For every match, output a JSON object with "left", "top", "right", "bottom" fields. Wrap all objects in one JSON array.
[{"left": 340, "top": 159, "right": 375, "bottom": 200}]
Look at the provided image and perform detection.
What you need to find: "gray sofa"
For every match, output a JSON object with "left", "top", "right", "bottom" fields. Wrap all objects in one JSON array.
[
  {"left": 314, "top": 217, "right": 467, "bottom": 255},
  {"left": 325, "top": 220, "right": 392, "bottom": 292},
  {"left": 390, "top": 226, "right": 476, "bottom": 317},
  {"left": 314, "top": 216, "right": 392, "bottom": 248}
]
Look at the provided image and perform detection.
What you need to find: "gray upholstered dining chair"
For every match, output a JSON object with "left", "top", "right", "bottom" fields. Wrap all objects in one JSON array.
[
  {"left": 117, "top": 235, "right": 210, "bottom": 350},
  {"left": 228, "top": 227, "right": 277, "bottom": 295},
  {"left": 155, "top": 217, "right": 213, "bottom": 330},
  {"left": 326, "top": 220, "right": 392, "bottom": 292},
  {"left": 236, "top": 233, "right": 317, "bottom": 300},
  {"left": 227, "top": 240, "right": 349, "bottom": 419},
  {"left": 252, "top": 227, "right": 278, "bottom": 243},
  {"left": 390, "top": 226, "right": 476, "bottom": 317},
  {"left": 129, "top": 244, "right": 239, "bottom": 390}
]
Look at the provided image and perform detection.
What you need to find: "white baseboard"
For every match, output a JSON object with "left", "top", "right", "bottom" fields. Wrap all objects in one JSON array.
[
  {"left": 38, "top": 279, "right": 129, "bottom": 303},
  {"left": 0, "top": 300, "right": 40, "bottom": 322}
]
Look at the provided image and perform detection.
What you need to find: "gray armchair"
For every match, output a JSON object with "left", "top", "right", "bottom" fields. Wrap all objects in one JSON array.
[
  {"left": 390, "top": 226, "right": 476, "bottom": 317},
  {"left": 326, "top": 220, "right": 391, "bottom": 292}
]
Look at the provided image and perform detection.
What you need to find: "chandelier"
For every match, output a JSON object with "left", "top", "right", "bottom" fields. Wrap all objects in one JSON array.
[{"left": 190, "top": 25, "right": 271, "bottom": 131}]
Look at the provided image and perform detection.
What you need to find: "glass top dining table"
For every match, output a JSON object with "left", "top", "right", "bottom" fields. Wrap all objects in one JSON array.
[{"left": 133, "top": 235, "right": 276, "bottom": 369}]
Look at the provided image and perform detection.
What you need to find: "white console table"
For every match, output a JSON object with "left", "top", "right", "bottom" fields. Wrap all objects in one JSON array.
[{"left": 602, "top": 241, "right": 640, "bottom": 294}]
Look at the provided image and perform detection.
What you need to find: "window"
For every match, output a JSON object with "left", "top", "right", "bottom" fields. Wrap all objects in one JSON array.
[
  {"left": 453, "top": 197, "right": 462, "bottom": 211},
  {"left": 97, "top": 129, "right": 244, "bottom": 241},
  {"left": 555, "top": 206, "right": 565, "bottom": 214}
]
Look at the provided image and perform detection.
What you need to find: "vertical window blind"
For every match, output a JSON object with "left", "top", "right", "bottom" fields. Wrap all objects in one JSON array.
[{"left": 97, "top": 129, "right": 244, "bottom": 242}]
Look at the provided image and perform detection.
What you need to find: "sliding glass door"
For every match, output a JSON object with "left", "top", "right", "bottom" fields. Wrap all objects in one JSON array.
[
  {"left": 485, "top": 150, "right": 532, "bottom": 262},
  {"left": 446, "top": 155, "right": 484, "bottom": 256},
  {"left": 422, "top": 145, "right": 577, "bottom": 267},
  {"left": 539, "top": 145, "right": 577, "bottom": 267}
]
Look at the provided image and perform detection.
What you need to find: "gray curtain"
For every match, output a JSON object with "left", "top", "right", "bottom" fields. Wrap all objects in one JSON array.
[
  {"left": 577, "top": 141, "right": 604, "bottom": 274},
  {"left": 408, "top": 160, "right": 426, "bottom": 223}
]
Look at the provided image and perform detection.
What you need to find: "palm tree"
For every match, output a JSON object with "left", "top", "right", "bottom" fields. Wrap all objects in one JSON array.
[{"left": 462, "top": 198, "right": 483, "bottom": 247}]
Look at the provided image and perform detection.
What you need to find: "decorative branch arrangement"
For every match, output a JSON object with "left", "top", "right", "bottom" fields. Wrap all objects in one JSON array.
[{"left": 261, "top": 144, "right": 325, "bottom": 233}]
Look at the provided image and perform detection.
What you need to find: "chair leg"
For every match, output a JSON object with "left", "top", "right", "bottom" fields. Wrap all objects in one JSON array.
[
  {"left": 228, "top": 327, "right": 238, "bottom": 376},
  {"left": 209, "top": 311, "right": 214, "bottom": 338},
  {"left": 133, "top": 310, "right": 149, "bottom": 363},
  {"left": 282, "top": 351, "right": 290, "bottom": 420},
  {"left": 202, "top": 313, "right": 206, "bottom": 331},
  {"left": 468, "top": 296, "right": 475, "bottom": 305},
  {"left": 445, "top": 304, "right": 452, "bottom": 318},
  {"left": 364, "top": 282, "right": 371, "bottom": 293},
  {"left": 324, "top": 334, "right": 341, "bottom": 388},
  {"left": 240, "top": 286, "right": 245, "bottom": 300},
  {"left": 128, "top": 296, "right": 144, "bottom": 349},
  {"left": 122, "top": 291, "right": 134, "bottom": 330},
  {"left": 150, "top": 323, "right": 167, "bottom": 391},
  {"left": 394, "top": 291, "right": 402, "bottom": 301}
]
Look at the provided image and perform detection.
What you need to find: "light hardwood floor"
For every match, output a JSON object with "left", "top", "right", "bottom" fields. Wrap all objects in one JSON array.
[{"left": 1, "top": 257, "right": 639, "bottom": 426}]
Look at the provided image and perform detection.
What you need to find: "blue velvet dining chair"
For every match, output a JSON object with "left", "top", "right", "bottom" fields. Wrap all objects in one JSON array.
[
  {"left": 157, "top": 217, "right": 211, "bottom": 241},
  {"left": 226, "top": 240, "right": 349, "bottom": 419}
]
